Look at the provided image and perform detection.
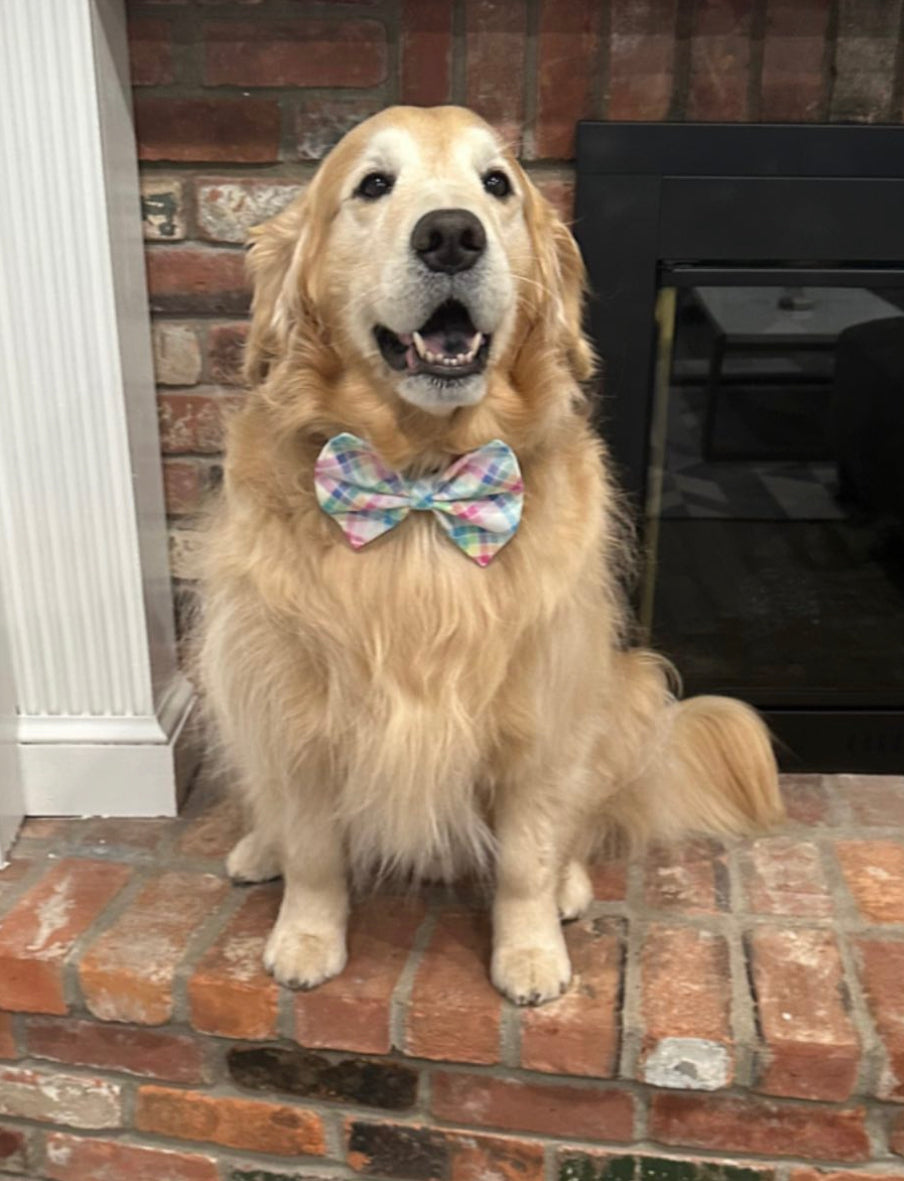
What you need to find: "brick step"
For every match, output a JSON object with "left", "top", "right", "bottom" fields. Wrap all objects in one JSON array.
[{"left": 0, "top": 774, "right": 903, "bottom": 1179}]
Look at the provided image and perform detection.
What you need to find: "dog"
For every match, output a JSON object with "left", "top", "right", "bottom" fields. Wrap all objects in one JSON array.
[{"left": 196, "top": 105, "right": 783, "bottom": 1006}]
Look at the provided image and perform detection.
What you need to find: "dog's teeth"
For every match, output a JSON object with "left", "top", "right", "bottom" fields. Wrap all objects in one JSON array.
[
  {"left": 412, "top": 331, "right": 428, "bottom": 359},
  {"left": 469, "top": 332, "right": 483, "bottom": 352}
]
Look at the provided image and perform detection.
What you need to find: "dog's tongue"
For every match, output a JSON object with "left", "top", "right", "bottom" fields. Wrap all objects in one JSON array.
[{"left": 421, "top": 329, "right": 471, "bottom": 356}]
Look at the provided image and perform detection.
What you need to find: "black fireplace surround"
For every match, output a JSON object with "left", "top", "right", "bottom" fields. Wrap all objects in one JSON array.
[{"left": 574, "top": 123, "right": 904, "bottom": 772}]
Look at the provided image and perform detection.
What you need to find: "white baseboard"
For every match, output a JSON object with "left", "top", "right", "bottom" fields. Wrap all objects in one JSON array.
[{"left": 20, "top": 689, "right": 201, "bottom": 817}]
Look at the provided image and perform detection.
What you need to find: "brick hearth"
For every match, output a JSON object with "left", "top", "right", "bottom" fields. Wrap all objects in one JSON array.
[{"left": 1, "top": 774, "right": 904, "bottom": 1179}]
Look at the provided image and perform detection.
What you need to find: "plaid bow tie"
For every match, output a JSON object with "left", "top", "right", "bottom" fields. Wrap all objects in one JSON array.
[{"left": 315, "top": 433, "right": 523, "bottom": 566}]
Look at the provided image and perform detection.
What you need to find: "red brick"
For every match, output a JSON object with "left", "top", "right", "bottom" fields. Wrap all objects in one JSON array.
[
  {"left": 855, "top": 938, "right": 904, "bottom": 1100},
  {"left": 0, "top": 1122, "right": 29, "bottom": 1172},
  {"left": 26, "top": 1017, "right": 205, "bottom": 1084},
  {"left": 839, "top": 774, "right": 904, "bottom": 826},
  {"left": 644, "top": 837, "right": 728, "bottom": 913},
  {"left": 135, "top": 98, "right": 281, "bottom": 164},
  {"left": 163, "top": 459, "right": 206, "bottom": 515},
  {"left": 742, "top": 837, "right": 833, "bottom": 917},
  {"left": 142, "top": 176, "right": 186, "bottom": 241},
  {"left": 204, "top": 19, "right": 387, "bottom": 87},
  {"left": 401, "top": 0, "right": 453, "bottom": 106},
  {"left": 0, "top": 1015, "right": 15, "bottom": 1060},
  {"left": 347, "top": 1120, "right": 447, "bottom": 1177},
  {"left": 69, "top": 817, "right": 174, "bottom": 853},
  {"left": 447, "top": 1131, "right": 545, "bottom": 1181},
  {"left": 196, "top": 179, "right": 304, "bottom": 245},
  {"left": 0, "top": 1065, "right": 122, "bottom": 1129},
  {"left": 79, "top": 871, "right": 229, "bottom": 1024},
  {"left": 128, "top": 18, "right": 174, "bottom": 86},
  {"left": 0, "top": 860, "right": 131, "bottom": 1015},
  {"left": 208, "top": 323, "right": 248, "bottom": 386},
  {"left": 146, "top": 248, "right": 250, "bottom": 316},
  {"left": 649, "top": 1094, "right": 869, "bottom": 1161},
  {"left": 609, "top": 0, "right": 678, "bottom": 121},
  {"left": 830, "top": 25, "right": 899, "bottom": 123},
  {"left": 169, "top": 526, "right": 203, "bottom": 581},
  {"left": 687, "top": 0, "right": 752, "bottom": 121},
  {"left": 751, "top": 927, "right": 859, "bottom": 1101},
  {"left": 836, "top": 840, "right": 904, "bottom": 923},
  {"left": 535, "top": 0, "right": 602, "bottom": 158},
  {"left": 296, "top": 898, "right": 426, "bottom": 1055},
  {"left": 406, "top": 909, "right": 500, "bottom": 1064},
  {"left": 465, "top": 0, "right": 527, "bottom": 149},
  {"left": 790, "top": 1171, "right": 904, "bottom": 1181},
  {"left": 520, "top": 917, "right": 622, "bottom": 1077},
  {"left": 177, "top": 797, "right": 244, "bottom": 858},
  {"left": 44, "top": 1133, "right": 218, "bottom": 1181},
  {"left": 532, "top": 174, "right": 576, "bottom": 226},
  {"left": 297, "top": 97, "right": 383, "bottom": 162},
  {"left": 781, "top": 773, "right": 835, "bottom": 825},
  {"left": 431, "top": 1073, "right": 635, "bottom": 1142},
  {"left": 189, "top": 885, "right": 280, "bottom": 1040},
  {"left": 15, "top": 817, "right": 67, "bottom": 841},
  {"left": 638, "top": 924, "right": 733, "bottom": 1088},
  {"left": 761, "top": 0, "right": 830, "bottom": 120},
  {"left": 136, "top": 1086, "right": 325, "bottom": 1156},
  {"left": 158, "top": 393, "right": 235, "bottom": 455},
  {"left": 153, "top": 322, "right": 201, "bottom": 387}
]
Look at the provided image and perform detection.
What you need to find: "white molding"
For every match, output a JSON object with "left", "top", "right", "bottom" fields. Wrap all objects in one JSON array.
[
  {"left": 0, "top": 0, "right": 197, "bottom": 816},
  {"left": 17, "top": 675, "right": 195, "bottom": 747},
  {"left": 20, "top": 694, "right": 199, "bottom": 818}
]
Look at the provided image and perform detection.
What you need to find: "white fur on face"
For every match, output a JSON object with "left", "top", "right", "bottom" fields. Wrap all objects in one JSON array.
[{"left": 327, "top": 123, "right": 528, "bottom": 414}]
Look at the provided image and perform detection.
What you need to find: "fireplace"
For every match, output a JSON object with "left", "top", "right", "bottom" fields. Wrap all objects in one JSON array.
[{"left": 575, "top": 123, "right": 904, "bottom": 772}]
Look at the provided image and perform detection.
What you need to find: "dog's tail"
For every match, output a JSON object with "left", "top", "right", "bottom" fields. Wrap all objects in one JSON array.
[{"left": 599, "top": 649, "right": 784, "bottom": 846}]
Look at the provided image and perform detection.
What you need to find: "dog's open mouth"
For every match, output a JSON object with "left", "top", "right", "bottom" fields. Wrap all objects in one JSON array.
[{"left": 375, "top": 300, "right": 490, "bottom": 380}]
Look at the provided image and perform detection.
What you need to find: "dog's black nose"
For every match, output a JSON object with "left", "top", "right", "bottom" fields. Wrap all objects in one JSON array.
[{"left": 411, "top": 208, "right": 486, "bottom": 274}]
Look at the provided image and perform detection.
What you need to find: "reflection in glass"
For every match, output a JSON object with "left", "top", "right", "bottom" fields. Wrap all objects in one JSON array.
[{"left": 645, "top": 283, "right": 904, "bottom": 708}]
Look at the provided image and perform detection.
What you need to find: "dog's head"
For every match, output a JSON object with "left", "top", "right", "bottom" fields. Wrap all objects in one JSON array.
[{"left": 245, "top": 106, "right": 592, "bottom": 418}]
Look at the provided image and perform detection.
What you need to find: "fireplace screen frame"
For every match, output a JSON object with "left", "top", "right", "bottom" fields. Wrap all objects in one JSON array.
[{"left": 574, "top": 122, "right": 904, "bottom": 772}]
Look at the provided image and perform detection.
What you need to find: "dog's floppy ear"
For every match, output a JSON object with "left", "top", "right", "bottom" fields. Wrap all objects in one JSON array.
[
  {"left": 518, "top": 170, "right": 595, "bottom": 383},
  {"left": 243, "top": 190, "right": 316, "bottom": 385}
]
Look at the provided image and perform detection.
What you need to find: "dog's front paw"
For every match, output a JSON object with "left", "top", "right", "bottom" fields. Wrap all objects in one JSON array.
[
  {"left": 226, "top": 833, "right": 281, "bottom": 884},
  {"left": 263, "top": 922, "right": 347, "bottom": 990},
  {"left": 491, "top": 935, "right": 572, "bottom": 1006}
]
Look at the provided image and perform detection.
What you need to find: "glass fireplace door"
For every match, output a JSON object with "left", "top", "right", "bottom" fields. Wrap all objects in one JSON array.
[{"left": 643, "top": 272, "right": 904, "bottom": 720}]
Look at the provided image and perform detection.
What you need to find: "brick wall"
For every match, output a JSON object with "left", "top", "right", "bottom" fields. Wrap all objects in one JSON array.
[{"left": 127, "top": 0, "right": 904, "bottom": 616}]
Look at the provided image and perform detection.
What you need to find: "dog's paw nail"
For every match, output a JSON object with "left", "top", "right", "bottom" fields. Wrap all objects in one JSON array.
[
  {"left": 492, "top": 943, "right": 571, "bottom": 1007},
  {"left": 263, "top": 927, "right": 347, "bottom": 990}
]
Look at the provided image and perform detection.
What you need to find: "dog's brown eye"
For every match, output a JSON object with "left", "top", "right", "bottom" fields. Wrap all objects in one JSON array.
[
  {"left": 355, "top": 172, "right": 395, "bottom": 200},
  {"left": 482, "top": 170, "right": 511, "bottom": 199}
]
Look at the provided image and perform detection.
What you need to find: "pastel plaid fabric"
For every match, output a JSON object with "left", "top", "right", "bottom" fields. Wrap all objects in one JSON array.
[{"left": 314, "top": 433, "right": 524, "bottom": 566}]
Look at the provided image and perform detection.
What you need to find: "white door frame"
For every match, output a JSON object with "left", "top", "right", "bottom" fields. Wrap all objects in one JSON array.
[{"left": 0, "top": 0, "right": 196, "bottom": 816}]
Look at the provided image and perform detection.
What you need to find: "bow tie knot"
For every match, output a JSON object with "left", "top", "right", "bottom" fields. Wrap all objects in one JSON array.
[{"left": 314, "top": 433, "right": 523, "bottom": 566}]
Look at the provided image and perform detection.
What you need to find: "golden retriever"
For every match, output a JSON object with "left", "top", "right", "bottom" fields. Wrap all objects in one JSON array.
[{"left": 196, "top": 105, "right": 782, "bottom": 1006}]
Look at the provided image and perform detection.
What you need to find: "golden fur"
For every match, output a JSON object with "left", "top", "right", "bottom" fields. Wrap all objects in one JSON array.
[{"left": 196, "top": 106, "right": 783, "bottom": 1004}]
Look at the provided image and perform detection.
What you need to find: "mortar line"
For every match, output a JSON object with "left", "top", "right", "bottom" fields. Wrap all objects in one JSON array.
[
  {"left": 725, "top": 840, "right": 758, "bottom": 1089},
  {"left": 388, "top": 904, "right": 438, "bottom": 1054}
]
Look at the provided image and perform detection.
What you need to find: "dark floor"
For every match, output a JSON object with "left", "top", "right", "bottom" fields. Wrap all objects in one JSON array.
[{"left": 651, "top": 517, "right": 904, "bottom": 706}]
